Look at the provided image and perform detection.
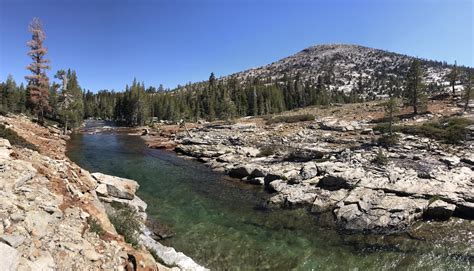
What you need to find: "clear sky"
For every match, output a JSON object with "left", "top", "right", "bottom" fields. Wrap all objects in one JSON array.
[{"left": 0, "top": 0, "right": 472, "bottom": 91}]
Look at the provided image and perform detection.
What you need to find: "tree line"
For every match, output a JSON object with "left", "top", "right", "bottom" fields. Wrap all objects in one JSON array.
[
  {"left": 81, "top": 72, "right": 363, "bottom": 126},
  {"left": 1, "top": 18, "right": 472, "bottom": 130}
]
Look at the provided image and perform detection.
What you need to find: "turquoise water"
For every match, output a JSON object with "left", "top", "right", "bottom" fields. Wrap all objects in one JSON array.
[{"left": 67, "top": 122, "right": 473, "bottom": 270}]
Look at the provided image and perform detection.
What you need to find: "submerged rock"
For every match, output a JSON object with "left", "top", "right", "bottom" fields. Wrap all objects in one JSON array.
[{"left": 146, "top": 218, "right": 175, "bottom": 240}]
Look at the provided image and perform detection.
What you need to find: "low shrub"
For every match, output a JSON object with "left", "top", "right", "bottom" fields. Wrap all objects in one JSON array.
[
  {"left": 0, "top": 124, "right": 39, "bottom": 151},
  {"left": 373, "top": 123, "right": 390, "bottom": 133},
  {"left": 258, "top": 145, "right": 276, "bottom": 157},
  {"left": 372, "top": 149, "right": 388, "bottom": 166},
  {"left": 109, "top": 205, "right": 142, "bottom": 248},
  {"left": 110, "top": 201, "right": 128, "bottom": 210},
  {"left": 261, "top": 115, "right": 273, "bottom": 122},
  {"left": 87, "top": 217, "right": 104, "bottom": 236},
  {"left": 266, "top": 114, "right": 314, "bottom": 124},
  {"left": 377, "top": 134, "right": 399, "bottom": 148},
  {"left": 373, "top": 122, "right": 400, "bottom": 134},
  {"left": 428, "top": 195, "right": 442, "bottom": 204},
  {"left": 399, "top": 117, "right": 472, "bottom": 144},
  {"left": 375, "top": 118, "right": 472, "bottom": 145}
]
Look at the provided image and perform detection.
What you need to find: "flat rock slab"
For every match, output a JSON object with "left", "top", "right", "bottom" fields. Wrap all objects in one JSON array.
[
  {"left": 0, "top": 234, "right": 26, "bottom": 248},
  {"left": 140, "top": 229, "right": 208, "bottom": 271},
  {"left": 334, "top": 188, "right": 429, "bottom": 233},
  {"left": 25, "top": 210, "right": 52, "bottom": 238},
  {"left": 0, "top": 242, "right": 20, "bottom": 271},
  {"left": 92, "top": 172, "right": 139, "bottom": 200}
]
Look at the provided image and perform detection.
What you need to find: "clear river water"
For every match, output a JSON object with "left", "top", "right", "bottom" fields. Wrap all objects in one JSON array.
[{"left": 66, "top": 121, "right": 473, "bottom": 270}]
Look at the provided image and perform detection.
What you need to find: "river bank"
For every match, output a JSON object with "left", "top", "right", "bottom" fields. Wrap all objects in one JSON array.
[
  {"left": 66, "top": 120, "right": 473, "bottom": 269},
  {"left": 144, "top": 101, "right": 474, "bottom": 235},
  {"left": 0, "top": 114, "right": 206, "bottom": 270}
]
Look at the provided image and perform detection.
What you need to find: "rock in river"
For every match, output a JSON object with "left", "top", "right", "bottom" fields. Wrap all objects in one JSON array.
[
  {"left": 228, "top": 165, "right": 255, "bottom": 179},
  {"left": 424, "top": 200, "right": 456, "bottom": 220},
  {"left": 91, "top": 172, "right": 139, "bottom": 200}
]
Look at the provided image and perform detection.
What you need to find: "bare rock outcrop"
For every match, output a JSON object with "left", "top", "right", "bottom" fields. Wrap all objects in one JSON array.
[
  {"left": 0, "top": 115, "right": 207, "bottom": 270},
  {"left": 0, "top": 139, "right": 130, "bottom": 270},
  {"left": 166, "top": 114, "right": 474, "bottom": 234},
  {"left": 92, "top": 172, "right": 139, "bottom": 200}
]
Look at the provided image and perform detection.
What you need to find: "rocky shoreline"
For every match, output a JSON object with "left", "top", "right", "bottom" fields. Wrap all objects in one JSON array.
[
  {"left": 91, "top": 172, "right": 208, "bottom": 271},
  {"left": 147, "top": 112, "right": 474, "bottom": 234},
  {"left": 2, "top": 107, "right": 470, "bottom": 269},
  {"left": 0, "top": 114, "right": 206, "bottom": 271}
]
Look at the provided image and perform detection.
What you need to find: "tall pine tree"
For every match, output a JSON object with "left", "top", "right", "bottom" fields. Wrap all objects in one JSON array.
[
  {"left": 25, "top": 18, "right": 51, "bottom": 123},
  {"left": 404, "top": 60, "right": 426, "bottom": 114},
  {"left": 448, "top": 61, "right": 459, "bottom": 96}
]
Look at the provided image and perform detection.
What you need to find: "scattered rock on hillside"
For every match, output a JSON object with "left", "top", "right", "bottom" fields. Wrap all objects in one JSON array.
[{"left": 0, "top": 242, "right": 20, "bottom": 270}]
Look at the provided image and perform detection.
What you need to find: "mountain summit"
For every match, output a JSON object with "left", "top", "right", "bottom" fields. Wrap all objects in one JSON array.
[{"left": 226, "top": 44, "right": 465, "bottom": 96}]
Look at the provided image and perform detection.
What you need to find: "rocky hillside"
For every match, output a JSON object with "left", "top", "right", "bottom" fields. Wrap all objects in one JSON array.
[{"left": 225, "top": 44, "right": 469, "bottom": 96}]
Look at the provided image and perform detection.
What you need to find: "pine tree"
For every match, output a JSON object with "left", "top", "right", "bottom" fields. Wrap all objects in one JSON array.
[
  {"left": 207, "top": 73, "right": 216, "bottom": 121},
  {"left": 219, "top": 88, "right": 236, "bottom": 120},
  {"left": 56, "top": 70, "right": 84, "bottom": 132},
  {"left": 448, "top": 61, "right": 458, "bottom": 95},
  {"left": 3, "top": 75, "right": 17, "bottom": 112},
  {"left": 209, "top": 72, "right": 216, "bottom": 88},
  {"left": 137, "top": 82, "right": 149, "bottom": 125},
  {"left": 357, "top": 74, "right": 364, "bottom": 94},
  {"left": 404, "top": 60, "right": 426, "bottom": 114},
  {"left": 55, "top": 70, "right": 67, "bottom": 91},
  {"left": 25, "top": 18, "right": 51, "bottom": 123},
  {"left": 17, "top": 83, "right": 27, "bottom": 113},
  {"left": 384, "top": 95, "right": 399, "bottom": 136},
  {"left": 49, "top": 83, "right": 59, "bottom": 119},
  {"left": 251, "top": 86, "right": 258, "bottom": 116},
  {"left": 465, "top": 72, "right": 473, "bottom": 111},
  {"left": 158, "top": 84, "right": 165, "bottom": 92}
]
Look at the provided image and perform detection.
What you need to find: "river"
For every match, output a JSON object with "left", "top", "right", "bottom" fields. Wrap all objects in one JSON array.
[{"left": 66, "top": 121, "right": 472, "bottom": 270}]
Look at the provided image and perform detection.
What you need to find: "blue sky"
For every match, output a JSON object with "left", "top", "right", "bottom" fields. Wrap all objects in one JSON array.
[{"left": 0, "top": 0, "right": 472, "bottom": 91}]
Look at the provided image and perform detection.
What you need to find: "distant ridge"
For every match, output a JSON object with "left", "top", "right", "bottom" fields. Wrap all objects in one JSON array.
[{"left": 216, "top": 43, "right": 471, "bottom": 96}]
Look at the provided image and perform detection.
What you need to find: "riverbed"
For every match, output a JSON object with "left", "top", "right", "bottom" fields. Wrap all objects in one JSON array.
[{"left": 66, "top": 121, "right": 473, "bottom": 270}]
